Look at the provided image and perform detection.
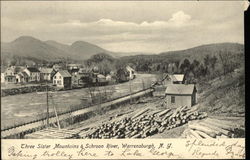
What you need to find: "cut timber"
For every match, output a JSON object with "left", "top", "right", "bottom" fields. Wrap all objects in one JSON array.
[
  {"left": 157, "top": 109, "right": 171, "bottom": 117},
  {"left": 131, "top": 108, "right": 150, "bottom": 120},
  {"left": 219, "top": 134, "right": 229, "bottom": 138},
  {"left": 162, "top": 111, "right": 173, "bottom": 120},
  {"left": 151, "top": 109, "right": 163, "bottom": 116},
  {"left": 194, "top": 130, "right": 213, "bottom": 139},
  {"left": 198, "top": 122, "right": 230, "bottom": 136},
  {"left": 188, "top": 123, "right": 217, "bottom": 138},
  {"left": 205, "top": 118, "right": 236, "bottom": 127},
  {"left": 189, "top": 129, "right": 203, "bottom": 138},
  {"left": 201, "top": 119, "right": 234, "bottom": 131}
]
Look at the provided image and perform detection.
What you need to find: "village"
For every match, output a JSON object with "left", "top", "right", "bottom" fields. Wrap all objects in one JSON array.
[{"left": 1, "top": 64, "right": 136, "bottom": 91}]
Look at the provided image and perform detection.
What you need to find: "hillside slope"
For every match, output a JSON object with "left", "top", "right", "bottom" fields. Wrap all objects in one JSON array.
[
  {"left": 197, "top": 67, "right": 245, "bottom": 117},
  {"left": 159, "top": 42, "right": 244, "bottom": 61}
]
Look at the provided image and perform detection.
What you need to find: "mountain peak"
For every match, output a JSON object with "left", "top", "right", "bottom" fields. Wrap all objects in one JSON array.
[
  {"left": 12, "top": 36, "right": 41, "bottom": 43},
  {"left": 71, "top": 40, "right": 94, "bottom": 47}
]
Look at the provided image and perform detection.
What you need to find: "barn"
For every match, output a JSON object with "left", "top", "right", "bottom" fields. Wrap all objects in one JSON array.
[{"left": 165, "top": 84, "right": 197, "bottom": 108}]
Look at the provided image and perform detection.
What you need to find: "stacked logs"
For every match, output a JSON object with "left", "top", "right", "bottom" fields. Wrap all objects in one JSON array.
[
  {"left": 181, "top": 118, "right": 244, "bottom": 138},
  {"left": 82, "top": 106, "right": 207, "bottom": 139}
]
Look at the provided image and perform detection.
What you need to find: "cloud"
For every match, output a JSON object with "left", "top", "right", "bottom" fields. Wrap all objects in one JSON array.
[
  {"left": 169, "top": 11, "right": 191, "bottom": 25},
  {"left": 1, "top": 2, "right": 244, "bottom": 53}
]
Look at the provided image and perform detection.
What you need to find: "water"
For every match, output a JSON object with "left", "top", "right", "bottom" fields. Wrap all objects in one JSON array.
[{"left": 1, "top": 74, "right": 156, "bottom": 129}]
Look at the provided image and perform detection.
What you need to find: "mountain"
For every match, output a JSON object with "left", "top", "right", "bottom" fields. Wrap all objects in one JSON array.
[
  {"left": 69, "top": 41, "right": 111, "bottom": 59},
  {"left": 1, "top": 36, "right": 116, "bottom": 62},
  {"left": 1, "top": 36, "right": 70, "bottom": 61}
]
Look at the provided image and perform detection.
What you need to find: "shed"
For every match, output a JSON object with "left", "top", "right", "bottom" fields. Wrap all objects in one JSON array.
[{"left": 165, "top": 84, "right": 197, "bottom": 108}]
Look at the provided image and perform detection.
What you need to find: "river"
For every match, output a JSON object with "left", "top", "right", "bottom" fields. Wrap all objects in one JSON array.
[{"left": 1, "top": 74, "right": 156, "bottom": 129}]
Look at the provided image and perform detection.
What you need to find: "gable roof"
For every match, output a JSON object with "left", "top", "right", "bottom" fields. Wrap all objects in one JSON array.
[
  {"left": 39, "top": 68, "right": 54, "bottom": 74},
  {"left": 26, "top": 67, "right": 40, "bottom": 72},
  {"left": 126, "top": 66, "right": 135, "bottom": 72},
  {"left": 165, "top": 84, "right": 196, "bottom": 95},
  {"left": 163, "top": 74, "right": 184, "bottom": 82},
  {"left": 56, "top": 70, "right": 71, "bottom": 77},
  {"left": 171, "top": 74, "right": 184, "bottom": 82}
]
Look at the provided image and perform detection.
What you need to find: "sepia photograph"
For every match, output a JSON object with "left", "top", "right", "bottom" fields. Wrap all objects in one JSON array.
[{"left": 1, "top": 1, "right": 245, "bottom": 141}]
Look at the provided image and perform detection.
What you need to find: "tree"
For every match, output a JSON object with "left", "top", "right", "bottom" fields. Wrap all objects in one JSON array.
[{"left": 179, "top": 59, "right": 191, "bottom": 73}]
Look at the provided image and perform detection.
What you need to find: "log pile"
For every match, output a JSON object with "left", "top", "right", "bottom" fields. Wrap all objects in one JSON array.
[
  {"left": 181, "top": 117, "right": 244, "bottom": 138},
  {"left": 81, "top": 105, "right": 207, "bottom": 139}
]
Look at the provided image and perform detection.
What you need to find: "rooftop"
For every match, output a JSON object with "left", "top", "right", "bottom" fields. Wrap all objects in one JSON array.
[
  {"left": 26, "top": 67, "right": 40, "bottom": 72},
  {"left": 165, "top": 84, "right": 196, "bottom": 95},
  {"left": 39, "top": 68, "right": 54, "bottom": 74},
  {"left": 56, "top": 70, "right": 71, "bottom": 77}
]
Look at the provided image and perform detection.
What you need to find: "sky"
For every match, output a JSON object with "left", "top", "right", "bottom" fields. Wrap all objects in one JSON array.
[{"left": 1, "top": 1, "right": 246, "bottom": 53}]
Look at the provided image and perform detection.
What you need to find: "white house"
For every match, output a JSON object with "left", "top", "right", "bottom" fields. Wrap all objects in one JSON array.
[
  {"left": 53, "top": 70, "right": 72, "bottom": 89},
  {"left": 16, "top": 72, "right": 29, "bottom": 83},
  {"left": 126, "top": 66, "right": 136, "bottom": 80},
  {"left": 23, "top": 67, "right": 40, "bottom": 82},
  {"left": 39, "top": 68, "right": 55, "bottom": 81}
]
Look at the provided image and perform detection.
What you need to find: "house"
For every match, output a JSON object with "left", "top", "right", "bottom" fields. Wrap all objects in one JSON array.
[
  {"left": 53, "top": 70, "right": 72, "bottom": 89},
  {"left": 23, "top": 67, "right": 41, "bottom": 82},
  {"left": 163, "top": 74, "right": 185, "bottom": 85},
  {"left": 3, "top": 66, "right": 24, "bottom": 83},
  {"left": 97, "top": 74, "right": 107, "bottom": 83},
  {"left": 106, "top": 74, "right": 112, "bottom": 81},
  {"left": 16, "top": 72, "right": 29, "bottom": 83},
  {"left": 126, "top": 66, "right": 136, "bottom": 80},
  {"left": 165, "top": 84, "right": 197, "bottom": 108},
  {"left": 39, "top": 68, "right": 56, "bottom": 81}
]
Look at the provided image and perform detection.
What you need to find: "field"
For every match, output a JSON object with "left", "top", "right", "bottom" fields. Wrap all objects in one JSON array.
[{"left": 1, "top": 74, "right": 157, "bottom": 129}]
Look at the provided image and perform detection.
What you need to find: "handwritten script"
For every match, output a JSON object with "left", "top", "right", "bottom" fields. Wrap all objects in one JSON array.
[{"left": 3, "top": 139, "right": 245, "bottom": 159}]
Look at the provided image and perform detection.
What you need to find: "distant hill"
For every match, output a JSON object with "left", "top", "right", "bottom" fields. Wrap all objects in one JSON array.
[
  {"left": 1, "top": 36, "right": 117, "bottom": 62},
  {"left": 159, "top": 42, "right": 244, "bottom": 61},
  {"left": 121, "top": 42, "right": 244, "bottom": 62}
]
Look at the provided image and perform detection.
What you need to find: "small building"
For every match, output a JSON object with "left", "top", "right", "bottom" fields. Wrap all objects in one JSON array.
[
  {"left": 16, "top": 72, "right": 29, "bottom": 83},
  {"left": 23, "top": 67, "right": 41, "bottom": 82},
  {"left": 53, "top": 70, "right": 72, "bottom": 89},
  {"left": 165, "top": 84, "right": 197, "bottom": 108},
  {"left": 39, "top": 68, "right": 56, "bottom": 81},
  {"left": 97, "top": 74, "right": 107, "bottom": 83},
  {"left": 106, "top": 74, "right": 112, "bottom": 81},
  {"left": 126, "top": 66, "right": 136, "bottom": 80},
  {"left": 163, "top": 74, "right": 185, "bottom": 85}
]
